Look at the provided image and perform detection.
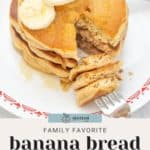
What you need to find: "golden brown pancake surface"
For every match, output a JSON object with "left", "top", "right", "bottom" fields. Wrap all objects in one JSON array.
[{"left": 10, "top": 0, "right": 128, "bottom": 59}]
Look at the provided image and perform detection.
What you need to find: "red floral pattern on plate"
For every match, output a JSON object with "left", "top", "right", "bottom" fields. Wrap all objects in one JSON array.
[
  {"left": 0, "top": 78, "right": 150, "bottom": 118},
  {"left": 0, "top": 91, "right": 49, "bottom": 119}
]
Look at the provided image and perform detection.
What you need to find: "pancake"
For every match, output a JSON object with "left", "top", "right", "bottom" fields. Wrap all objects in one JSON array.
[
  {"left": 77, "top": 36, "right": 124, "bottom": 56},
  {"left": 76, "top": 15, "right": 128, "bottom": 52},
  {"left": 73, "top": 61, "right": 122, "bottom": 90},
  {"left": 69, "top": 53, "right": 114, "bottom": 81},
  {"left": 29, "top": 45, "right": 77, "bottom": 69},
  {"left": 76, "top": 76, "right": 119, "bottom": 106},
  {"left": 10, "top": 18, "right": 77, "bottom": 69},
  {"left": 11, "top": 0, "right": 128, "bottom": 59},
  {"left": 11, "top": 26, "right": 69, "bottom": 77}
]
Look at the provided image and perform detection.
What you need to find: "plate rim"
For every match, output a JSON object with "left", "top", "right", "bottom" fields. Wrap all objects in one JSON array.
[{"left": 1, "top": 78, "right": 150, "bottom": 118}]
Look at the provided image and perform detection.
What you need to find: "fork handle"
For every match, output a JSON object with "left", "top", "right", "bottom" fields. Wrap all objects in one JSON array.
[{"left": 111, "top": 103, "right": 130, "bottom": 118}]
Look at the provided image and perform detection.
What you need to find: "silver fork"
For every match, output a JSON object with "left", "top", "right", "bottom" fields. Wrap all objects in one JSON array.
[{"left": 95, "top": 91, "right": 130, "bottom": 117}]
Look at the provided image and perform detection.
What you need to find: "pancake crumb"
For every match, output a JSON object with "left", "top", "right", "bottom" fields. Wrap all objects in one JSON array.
[
  {"left": 128, "top": 72, "right": 133, "bottom": 76},
  {"left": 119, "top": 69, "right": 123, "bottom": 74}
]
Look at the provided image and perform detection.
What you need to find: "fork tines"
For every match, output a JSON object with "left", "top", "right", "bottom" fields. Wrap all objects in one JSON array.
[{"left": 95, "top": 91, "right": 130, "bottom": 117}]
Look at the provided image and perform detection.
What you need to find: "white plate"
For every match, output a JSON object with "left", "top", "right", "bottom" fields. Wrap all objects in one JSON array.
[{"left": 0, "top": 0, "right": 150, "bottom": 119}]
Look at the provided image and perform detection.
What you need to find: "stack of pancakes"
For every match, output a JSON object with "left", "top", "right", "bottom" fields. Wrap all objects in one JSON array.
[
  {"left": 10, "top": 0, "right": 128, "bottom": 106},
  {"left": 10, "top": 0, "right": 78, "bottom": 78}
]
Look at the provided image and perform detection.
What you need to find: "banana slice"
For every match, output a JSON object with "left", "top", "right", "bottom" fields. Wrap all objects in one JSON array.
[
  {"left": 19, "top": 0, "right": 55, "bottom": 30},
  {"left": 44, "top": 0, "right": 75, "bottom": 6}
]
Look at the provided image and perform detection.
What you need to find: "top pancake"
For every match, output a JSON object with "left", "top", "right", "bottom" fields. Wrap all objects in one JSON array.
[{"left": 10, "top": 0, "right": 128, "bottom": 59}]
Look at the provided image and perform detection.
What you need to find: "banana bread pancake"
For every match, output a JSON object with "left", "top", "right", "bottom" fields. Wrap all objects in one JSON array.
[
  {"left": 76, "top": 76, "right": 119, "bottom": 106},
  {"left": 10, "top": 17, "right": 77, "bottom": 69},
  {"left": 11, "top": 26, "right": 69, "bottom": 77},
  {"left": 10, "top": 0, "right": 78, "bottom": 68},
  {"left": 76, "top": 16, "right": 127, "bottom": 53},
  {"left": 73, "top": 61, "right": 122, "bottom": 90},
  {"left": 69, "top": 53, "right": 114, "bottom": 81},
  {"left": 10, "top": 0, "right": 128, "bottom": 60}
]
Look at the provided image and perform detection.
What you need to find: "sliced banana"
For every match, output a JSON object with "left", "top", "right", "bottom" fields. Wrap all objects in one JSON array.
[
  {"left": 19, "top": 0, "right": 55, "bottom": 30},
  {"left": 44, "top": 0, "right": 75, "bottom": 6}
]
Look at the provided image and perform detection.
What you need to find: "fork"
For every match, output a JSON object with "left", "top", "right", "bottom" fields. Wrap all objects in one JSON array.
[{"left": 95, "top": 91, "right": 130, "bottom": 117}]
